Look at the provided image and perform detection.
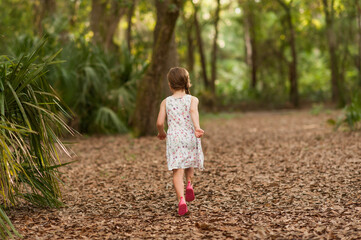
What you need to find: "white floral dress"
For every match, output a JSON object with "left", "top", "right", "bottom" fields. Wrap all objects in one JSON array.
[{"left": 165, "top": 94, "right": 204, "bottom": 171}]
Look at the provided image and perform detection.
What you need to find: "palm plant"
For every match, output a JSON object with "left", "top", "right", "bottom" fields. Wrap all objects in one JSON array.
[
  {"left": 51, "top": 40, "right": 147, "bottom": 134},
  {"left": 335, "top": 94, "right": 361, "bottom": 131},
  {"left": 0, "top": 40, "right": 74, "bottom": 238},
  {"left": 8, "top": 32, "right": 147, "bottom": 135}
]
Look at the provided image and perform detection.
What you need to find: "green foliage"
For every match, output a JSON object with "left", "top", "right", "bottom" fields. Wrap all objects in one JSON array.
[
  {"left": 51, "top": 41, "right": 147, "bottom": 134},
  {"left": 7, "top": 33, "right": 148, "bottom": 134},
  {"left": 201, "top": 112, "right": 241, "bottom": 121},
  {"left": 332, "top": 94, "right": 361, "bottom": 131},
  {"left": 0, "top": 207, "right": 19, "bottom": 239},
  {"left": 310, "top": 103, "right": 324, "bottom": 116},
  {"left": 0, "top": 40, "right": 73, "bottom": 238},
  {"left": 298, "top": 49, "right": 331, "bottom": 102},
  {"left": 2, "top": 0, "right": 361, "bottom": 131}
]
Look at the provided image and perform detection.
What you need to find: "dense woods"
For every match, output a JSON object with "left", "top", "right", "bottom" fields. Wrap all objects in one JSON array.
[
  {"left": 1, "top": 0, "right": 360, "bottom": 135},
  {"left": 1, "top": 0, "right": 361, "bottom": 238}
]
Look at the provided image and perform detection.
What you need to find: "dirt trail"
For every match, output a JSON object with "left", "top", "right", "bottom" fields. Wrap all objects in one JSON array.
[{"left": 9, "top": 110, "right": 361, "bottom": 239}]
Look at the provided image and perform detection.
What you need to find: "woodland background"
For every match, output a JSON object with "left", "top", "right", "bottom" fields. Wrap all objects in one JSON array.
[
  {"left": 1, "top": 0, "right": 361, "bottom": 238},
  {"left": 2, "top": 0, "right": 361, "bottom": 135}
]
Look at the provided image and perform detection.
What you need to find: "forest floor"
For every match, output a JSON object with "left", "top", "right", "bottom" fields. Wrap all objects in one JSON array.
[{"left": 9, "top": 110, "right": 361, "bottom": 239}]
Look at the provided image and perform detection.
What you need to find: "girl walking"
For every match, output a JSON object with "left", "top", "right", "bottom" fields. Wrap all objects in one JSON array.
[{"left": 156, "top": 67, "right": 204, "bottom": 216}]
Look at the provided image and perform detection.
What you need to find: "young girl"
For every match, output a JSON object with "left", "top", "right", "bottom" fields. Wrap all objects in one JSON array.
[{"left": 156, "top": 67, "right": 204, "bottom": 216}]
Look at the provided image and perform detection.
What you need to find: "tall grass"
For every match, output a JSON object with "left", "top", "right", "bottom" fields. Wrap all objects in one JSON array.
[{"left": 0, "top": 40, "right": 74, "bottom": 238}]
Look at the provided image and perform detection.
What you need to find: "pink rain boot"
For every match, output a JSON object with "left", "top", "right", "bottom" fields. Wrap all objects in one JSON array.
[
  {"left": 178, "top": 197, "right": 188, "bottom": 216},
  {"left": 185, "top": 181, "right": 195, "bottom": 202}
]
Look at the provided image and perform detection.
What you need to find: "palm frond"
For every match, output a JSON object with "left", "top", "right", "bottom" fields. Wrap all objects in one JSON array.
[{"left": 0, "top": 38, "right": 74, "bottom": 238}]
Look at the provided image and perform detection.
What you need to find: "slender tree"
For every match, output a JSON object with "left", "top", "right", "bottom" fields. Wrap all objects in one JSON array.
[
  {"left": 241, "top": 0, "right": 258, "bottom": 89},
  {"left": 193, "top": 1, "right": 209, "bottom": 89},
  {"left": 210, "top": 0, "right": 221, "bottom": 95},
  {"left": 90, "top": 0, "right": 127, "bottom": 51},
  {"left": 132, "top": 0, "right": 182, "bottom": 136},
  {"left": 33, "top": 0, "right": 56, "bottom": 36},
  {"left": 69, "top": 0, "right": 80, "bottom": 27},
  {"left": 126, "top": 0, "right": 137, "bottom": 52},
  {"left": 186, "top": 25, "right": 195, "bottom": 72},
  {"left": 162, "top": 31, "right": 179, "bottom": 97},
  {"left": 322, "top": 0, "right": 340, "bottom": 103},
  {"left": 182, "top": 11, "right": 195, "bottom": 72},
  {"left": 356, "top": 0, "right": 361, "bottom": 86},
  {"left": 277, "top": 0, "right": 299, "bottom": 107}
]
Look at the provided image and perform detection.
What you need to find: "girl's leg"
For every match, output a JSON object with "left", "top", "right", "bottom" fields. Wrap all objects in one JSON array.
[
  {"left": 185, "top": 167, "right": 194, "bottom": 183},
  {"left": 185, "top": 167, "right": 195, "bottom": 202},
  {"left": 172, "top": 169, "right": 185, "bottom": 201}
]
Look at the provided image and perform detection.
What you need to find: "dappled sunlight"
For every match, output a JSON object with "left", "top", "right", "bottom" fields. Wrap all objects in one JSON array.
[{"left": 1, "top": 0, "right": 361, "bottom": 238}]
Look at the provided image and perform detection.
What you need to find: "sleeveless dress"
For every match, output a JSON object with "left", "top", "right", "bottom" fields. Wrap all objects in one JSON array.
[{"left": 165, "top": 94, "right": 204, "bottom": 171}]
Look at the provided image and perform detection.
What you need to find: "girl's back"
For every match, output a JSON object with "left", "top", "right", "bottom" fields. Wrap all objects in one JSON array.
[
  {"left": 165, "top": 94, "right": 203, "bottom": 171},
  {"left": 166, "top": 94, "right": 193, "bottom": 133}
]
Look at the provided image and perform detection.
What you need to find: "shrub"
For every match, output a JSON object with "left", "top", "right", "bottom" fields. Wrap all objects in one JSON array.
[
  {"left": 49, "top": 40, "right": 147, "bottom": 134},
  {"left": 0, "top": 40, "right": 73, "bottom": 238},
  {"left": 328, "top": 93, "right": 361, "bottom": 131},
  {"left": 8, "top": 34, "right": 148, "bottom": 134}
]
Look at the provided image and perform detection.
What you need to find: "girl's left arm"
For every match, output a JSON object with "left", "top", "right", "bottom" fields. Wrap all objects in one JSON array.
[
  {"left": 190, "top": 96, "right": 204, "bottom": 138},
  {"left": 156, "top": 100, "right": 167, "bottom": 140}
]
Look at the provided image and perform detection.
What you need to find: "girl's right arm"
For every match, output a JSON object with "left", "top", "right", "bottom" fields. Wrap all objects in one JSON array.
[
  {"left": 190, "top": 96, "right": 204, "bottom": 138},
  {"left": 156, "top": 99, "right": 167, "bottom": 140}
]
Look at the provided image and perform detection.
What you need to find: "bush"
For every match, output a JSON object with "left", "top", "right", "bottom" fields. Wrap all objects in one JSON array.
[
  {"left": 328, "top": 93, "right": 361, "bottom": 131},
  {"left": 310, "top": 103, "right": 324, "bottom": 116},
  {"left": 8, "top": 34, "right": 148, "bottom": 134},
  {"left": 0, "top": 40, "right": 73, "bottom": 238},
  {"left": 51, "top": 41, "right": 147, "bottom": 134}
]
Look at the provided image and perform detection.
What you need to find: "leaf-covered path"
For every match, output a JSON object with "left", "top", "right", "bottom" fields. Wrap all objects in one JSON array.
[{"left": 10, "top": 110, "right": 361, "bottom": 239}]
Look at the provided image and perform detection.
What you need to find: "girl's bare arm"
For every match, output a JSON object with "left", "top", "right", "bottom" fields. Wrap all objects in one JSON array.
[
  {"left": 190, "top": 96, "right": 204, "bottom": 138},
  {"left": 156, "top": 100, "right": 167, "bottom": 140}
]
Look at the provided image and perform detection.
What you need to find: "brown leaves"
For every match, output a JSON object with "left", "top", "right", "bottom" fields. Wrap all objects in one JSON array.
[
  {"left": 6, "top": 110, "right": 361, "bottom": 239},
  {"left": 195, "top": 222, "right": 212, "bottom": 230}
]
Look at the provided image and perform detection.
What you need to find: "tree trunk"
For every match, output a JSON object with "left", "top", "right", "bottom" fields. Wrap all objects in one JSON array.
[
  {"left": 356, "top": 0, "right": 361, "bottom": 86},
  {"left": 186, "top": 24, "right": 195, "bottom": 72},
  {"left": 90, "top": 0, "right": 127, "bottom": 51},
  {"left": 69, "top": 0, "right": 80, "bottom": 27},
  {"left": 322, "top": 0, "right": 340, "bottom": 103},
  {"left": 250, "top": 32, "right": 257, "bottom": 89},
  {"left": 277, "top": 0, "right": 299, "bottom": 107},
  {"left": 287, "top": 9, "right": 298, "bottom": 107},
  {"left": 90, "top": 0, "right": 104, "bottom": 44},
  {"left": 154, "top": 2, "right": 179, "bottom": 98},
  {"left": 126, "top": 0, "right": 136, "bottom": 52},
  {"left": 193, "top": 2, "right": 209, "bottom": 89},
  {"left": 132, "top": 0, "right": 181, "bottom": 137},
  {"left": 210, "top": 0, "right": 221, "bottom": 95},
  {"left": 278, "top": 44, "right": 287, "bottom": 87},
  {"left": 162, "top": 31, "right": 179, "bottom": 98},
  {"left": 242, "top": 0, "right": 257, "bottom": 89},
  {"left": 182, "top": 12, "right": 195, "bottom": 72},
  {"left": 339, "top": 40, "right": 349, "bottom": 105},
  {"left": 33, "top": 0, "right": 56, "bottom": 36}
]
